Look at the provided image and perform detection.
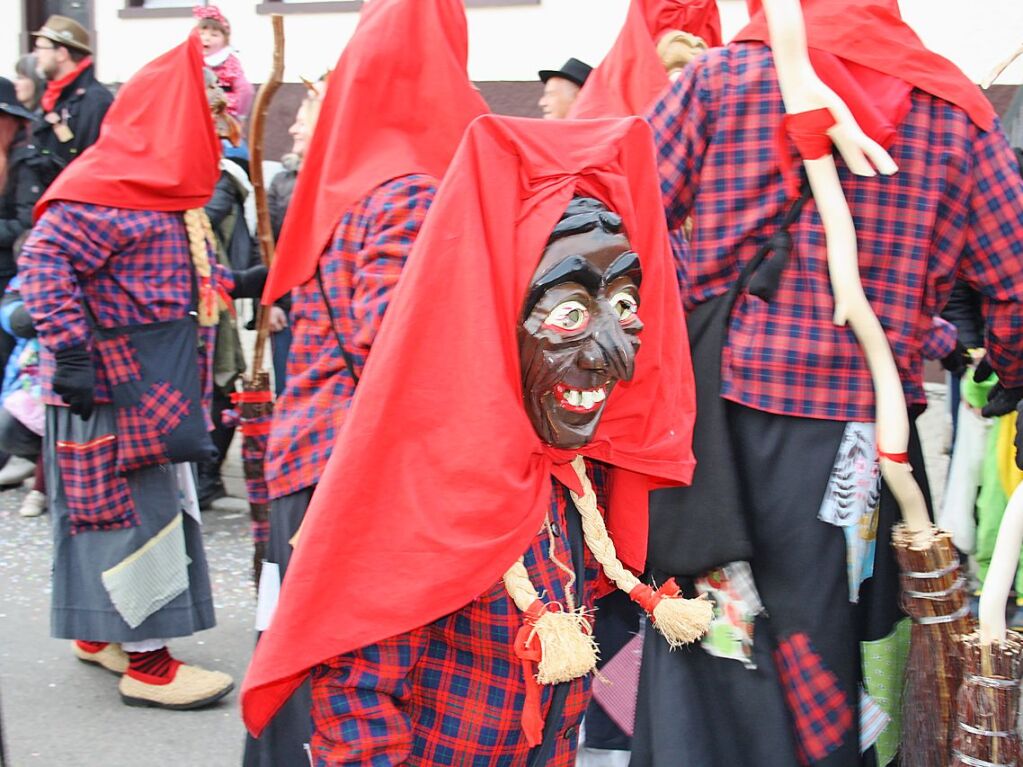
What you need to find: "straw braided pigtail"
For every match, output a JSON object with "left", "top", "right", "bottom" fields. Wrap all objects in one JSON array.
[
  {"left": 183, "top": 208, "right": 229, "bottom": 327},
  {"left": 567, "top": 455, "right": 713, "bottom": 649}
]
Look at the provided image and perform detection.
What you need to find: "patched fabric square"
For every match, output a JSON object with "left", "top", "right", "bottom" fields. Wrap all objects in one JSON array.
[
  {"left": 114, "top": 405, "right": 167, "bottom": 473},
  {"left": 774, "top": 632, "right": 853, "bottom": 765},
  {"left": 95, "top": 336, "right": 142, "bottom": 386},
  {"left": 138, "top": 381, "right": 191, "bottom": 435},
  {"left": 55, "top": 434, "right": 138, "bottom": 534}
]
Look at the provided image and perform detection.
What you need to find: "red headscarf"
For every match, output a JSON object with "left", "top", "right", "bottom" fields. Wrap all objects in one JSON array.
[
  {"left": 570, "top": 0, "right": 722, "bottom": 119},
  {"left": 33, "top": 32, "right": 220, "bottom": 221},
  {"left": 241, "top": 114, "right": 697, "bottom": 735},
  {"left": 261, "top": 0, "right": 489, "bottom": 303},
  {"left": 735, "top": 0, "right": 995, "bottom": 142}
]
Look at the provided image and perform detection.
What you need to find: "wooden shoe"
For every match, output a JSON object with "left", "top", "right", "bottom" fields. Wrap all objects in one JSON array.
[
  {"left": 119, "top": 663, "right": 234, "bottom": 710},
  {"left": 73, "top": 641, "right": 129, "bottom": 675}
]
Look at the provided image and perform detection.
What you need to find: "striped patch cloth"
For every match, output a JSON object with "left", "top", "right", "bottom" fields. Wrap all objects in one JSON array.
[
  {"left": 591, "top": 632, "right": 643, "bottom": 736},
  {"left": 859, "top": 688, "right": 890, "bottom": 754}
]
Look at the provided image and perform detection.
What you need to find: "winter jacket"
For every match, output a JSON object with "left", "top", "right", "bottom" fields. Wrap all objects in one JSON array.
[
  {"left": 32, "top": 65, "right": 112, "bottom": 186},
  {"left": 0, "top": 132, "right": 45, "bottom": 278}
]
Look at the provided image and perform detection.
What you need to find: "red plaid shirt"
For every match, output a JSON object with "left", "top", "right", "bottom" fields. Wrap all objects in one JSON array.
[
  {"left": 265, "top": 175, "right": 437, "bottom": 499},
  {"left": 309, "top": 468, "right": 606, "bottom": 767},
  {"left": 650, "top": 43, "right": 1023, "bottom": 421},
  {"left": 19, "top": 202, "right": 230, "bottom": 409}
]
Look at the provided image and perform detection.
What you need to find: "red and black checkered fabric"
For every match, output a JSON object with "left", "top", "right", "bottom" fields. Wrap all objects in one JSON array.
[
  {"left": 114, "top": 405, "right": 167, "bottom": 473},
  {"left": 95, "top": 336, "right": 141, "bottom": 387},
  {"left": 773, "top": 632, "right": 853, "bottom": 765},
  {"left": 308, "top": 469, "right": 608, "bottom": 766},
  {"left": 55, "top": 435, "right": 138, "bottom": 534},
  {"left": 138, "top": 381, "right": 190, "bottom": 434}
]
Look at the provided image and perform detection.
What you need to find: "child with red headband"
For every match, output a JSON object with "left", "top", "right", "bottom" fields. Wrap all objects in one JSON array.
[{"left": 193, "top": 5, "right": 253, "bottom": 121}]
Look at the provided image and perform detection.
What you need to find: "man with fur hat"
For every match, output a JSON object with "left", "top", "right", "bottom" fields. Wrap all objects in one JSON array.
[
  {"left": 634, "top": 0, "right": 1023, "bottom": 763},
  {"left": 19, "top": 32, "right": 264, "bottom": 712},
  {"left": 30, "top": 15, "right": 112, "bottom": 185}
]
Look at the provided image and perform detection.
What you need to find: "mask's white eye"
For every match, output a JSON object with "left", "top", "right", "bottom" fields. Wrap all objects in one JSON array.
[
  {"left": 611, "top": 291, "right": 639, "bottom": 323},
  {"left": 543, "top": 300, "right": 589, "bottom": 333}
]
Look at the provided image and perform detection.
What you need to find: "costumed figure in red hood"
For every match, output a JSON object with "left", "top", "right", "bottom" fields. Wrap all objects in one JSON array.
[
  {"left": 243, "top": 1, "right": 488, "bottom": 763},
  {"left": 242, "top": 113, "right": 711, "bottom": 765},
  {"left": 569, "top": 0, "right": 721, "bottom": 119},
  {"left": 19, "top": 32, "right": 265, "bottom": 715},
  {"left": 632, "top": 1, "right": 1023, "bottom": 765}
]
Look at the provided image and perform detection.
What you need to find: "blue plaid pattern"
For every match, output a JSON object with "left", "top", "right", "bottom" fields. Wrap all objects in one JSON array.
[
  {"left": 309, "top": 467, "right": 608, "bottom": 767},
  {"left": 266, "top": 175, "right": 437, "bottom": 499},
  {"left": 19, "top": 203, "right": 230, "bottom": 410},
  {"left": 649, "top": 43, "right": 1023, "bottom": 421}
]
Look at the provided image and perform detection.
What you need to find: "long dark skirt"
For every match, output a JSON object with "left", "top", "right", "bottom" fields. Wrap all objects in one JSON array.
[
  {"left": 632, "top": 403, "right": 911, "bottom": 767},
  {"left": 47, "top": 404, "right": 215, "bottom": 642},
  {"left": 243, "top": 486, "right": 315, "bottom": 767}
]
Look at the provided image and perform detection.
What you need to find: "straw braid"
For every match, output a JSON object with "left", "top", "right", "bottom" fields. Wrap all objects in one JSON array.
[
  {"left": 183, "top": 208, "right": 225, "bottom": 327},
  {"left": 502, "top": 558, "right": 543, "bottom": 614},
  {"left": 567, "top": 455, "right": 713, "bottom": 648}
]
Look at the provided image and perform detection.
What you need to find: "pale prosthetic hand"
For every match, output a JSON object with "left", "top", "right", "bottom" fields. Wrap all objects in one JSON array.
[{"left": 760, "top": 0, "right": 933, "bottom": 536}]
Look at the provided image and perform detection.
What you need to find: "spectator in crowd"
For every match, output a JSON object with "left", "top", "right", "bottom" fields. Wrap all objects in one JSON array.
[
  {"left": 30, "top": 15, "right": 112, "bottom": 186},
  {"left": 538, "top": 58, "right": 592, "bottom": 119},
  {"left": 194, "top": 5, "right": 253, "bottom": 123},
  {"left": 13, "top": 55, "right": 46, "bottom": 112}
]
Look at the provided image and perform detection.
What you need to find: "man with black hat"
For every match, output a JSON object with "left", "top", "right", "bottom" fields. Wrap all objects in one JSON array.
[
  {"left": 30, "top": 15, "right": 112, "bottom": 186},
  {"left": 538, "top": 57, "right": 592, "bottom": 119}
]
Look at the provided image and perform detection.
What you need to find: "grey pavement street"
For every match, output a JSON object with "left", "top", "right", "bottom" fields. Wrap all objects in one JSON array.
[{"left": 0, "top": 384, "right": 955, "bottom": 766}]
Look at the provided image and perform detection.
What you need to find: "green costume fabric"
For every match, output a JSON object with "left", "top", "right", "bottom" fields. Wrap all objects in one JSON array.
[{"left": 862, "top": 619, "right": 911, "bottom": 766}]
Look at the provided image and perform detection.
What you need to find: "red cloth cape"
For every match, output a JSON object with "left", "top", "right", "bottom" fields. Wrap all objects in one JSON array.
[
  {"left": 34, "top": 32, "right": 220, "bottom": 220},
  {"left": 241, "top": 115, "right": 697, "bottom": 735},
  {"left": 570, "top": 0, "right": 722, "bottom": 119},
  {"left": 736, "top": 0, "right": 995, "bottom": 135},
  {"left": 261, "top": 0, "right": 489, "bottom": 303}
]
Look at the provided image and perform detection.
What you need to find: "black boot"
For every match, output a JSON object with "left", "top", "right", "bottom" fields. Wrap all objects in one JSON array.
[{"left": 197, "top": 461, "right": 226, "bottom": 509}]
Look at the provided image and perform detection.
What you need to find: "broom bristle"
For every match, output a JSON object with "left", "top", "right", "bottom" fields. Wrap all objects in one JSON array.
[
  {"left": 532, "top": 610, "right": 599, "bottom": 684},
  {"left": 651, "top": 596, "right": 715, "bottom": 649}
]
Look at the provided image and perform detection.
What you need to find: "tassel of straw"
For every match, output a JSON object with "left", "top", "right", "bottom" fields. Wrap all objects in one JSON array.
[
  {"left": 567, "top": 455, "right": 713, "bottom": 649},
  {"left": 183, "top": 208, "right": 227, "bottom": 327},
  {"left": 502, "top": 559, "right": 598, "bottom": 684}
]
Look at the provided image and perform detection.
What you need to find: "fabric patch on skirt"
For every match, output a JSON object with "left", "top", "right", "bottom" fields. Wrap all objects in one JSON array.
[
  {"left": 859, "top": 687, "right": 890, "bottom": 754},
  {"left": 774, "top": 632, "right": 853, "bottom": 765},
  {"left": 695, "top": 561, "right": 765, "bottom": 668},
  {"left": 101, "top": 513, "right": 192, "bottom": 629},
  {"left": 818, "top": 422, "right": 880, "bottom": 601},
  {"left": 862, "top": 619, "right": 911, "bottom": 766},
  {"left": 55, "top": 434, "right": 138, "bottom": 534},
  {"left": 115, "top": 404, "right": 167, "bottom": 473},
  {"left": 95, "top": 335, "right": 141, "bottom": 387},
  {"left": 138, "top": 381, "right": 191, "bottom": 434},
  {"left": 591, "top": 631, "right": 643, "bottom": 737}
]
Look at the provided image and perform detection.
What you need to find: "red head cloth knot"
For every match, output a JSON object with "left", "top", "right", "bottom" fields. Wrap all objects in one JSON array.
[
  {"left": 193, "top": 5, "right": 230, "bottom": 35},
  {"left": 776, "top": 108, "right": 837, "bottom": 198},
  {"left": 629, "top": 578, "right": 682, "bottom": 621}
]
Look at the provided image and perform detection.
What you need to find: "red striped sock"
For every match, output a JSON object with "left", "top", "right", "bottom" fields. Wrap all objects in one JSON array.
[
  {"left": 126, "top": 647, "right": 177, "bottom": 681},
  {"left": 76, "top": 640, "right": 108, "bottom": 654}
]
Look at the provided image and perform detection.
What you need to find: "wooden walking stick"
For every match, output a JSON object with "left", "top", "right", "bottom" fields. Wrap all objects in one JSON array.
[
  {"left": 762, "top": 1, "right": 970, "bottom": 763},
  {"left": 237, "top": 13, "right": 285, "bottom": 584}
]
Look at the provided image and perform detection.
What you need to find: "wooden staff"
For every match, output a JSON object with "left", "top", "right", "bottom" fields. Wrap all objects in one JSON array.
[
  {"left": 982, "top": 41, "right": 1023, "bottom": 89},
  {"left": 249, "top": 13, "right": 285, "bottom": 369}
]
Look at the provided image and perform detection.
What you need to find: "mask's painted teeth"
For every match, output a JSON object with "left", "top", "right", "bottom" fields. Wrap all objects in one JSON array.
[{"left": 552, "top": 383, "right": 608, "bottom": 413}]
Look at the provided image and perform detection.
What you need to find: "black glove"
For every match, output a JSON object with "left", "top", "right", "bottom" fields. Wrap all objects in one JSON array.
[
  {"left": 230, "top": 265, "right": 269, "bottom": 299},
  {"left": 940, "top": 340, "right": 970, "bottom": 377},
  {"left": 974, "top": 358, "right": 995, "bottom": 383},
  {"left": 53, "top": 345, "right": 95, "bottom": 420},
  {"left": 981, "top": 382, "right": 1023, "bottom": 419},
  {"left": 1015, "top": 400, "right": 1023, "bottom": 471}
]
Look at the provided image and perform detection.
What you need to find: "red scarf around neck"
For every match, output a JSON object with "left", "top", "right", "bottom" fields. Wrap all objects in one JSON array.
[{"left": 41, "top": 56, "right": 94, "bottom": 114}]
